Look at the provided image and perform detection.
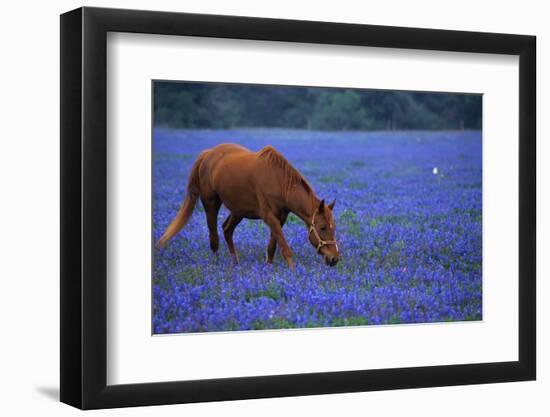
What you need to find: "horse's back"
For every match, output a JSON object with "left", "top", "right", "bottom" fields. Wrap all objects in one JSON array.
[
  {"left": 209, "top": 143, "right": 250, "bottom": 155},
  {"left": 199, "top": 143, "right": 260, "bottom": 216},
  {"left": 207, "top": 144, "right": 282, "bottom": 185},
  {"left": 203, "top": 143, "right": 255, "bottom": 172}
]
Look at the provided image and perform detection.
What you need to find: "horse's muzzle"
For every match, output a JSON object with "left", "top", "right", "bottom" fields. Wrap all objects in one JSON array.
[{"left": 325, "top": 256, "right": 339, "bottom": 267}]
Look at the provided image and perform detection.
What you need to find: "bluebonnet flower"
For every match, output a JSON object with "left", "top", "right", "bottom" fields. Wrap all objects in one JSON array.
[{"left": 153, "top": 129, "right": 482, "bottom": 333}]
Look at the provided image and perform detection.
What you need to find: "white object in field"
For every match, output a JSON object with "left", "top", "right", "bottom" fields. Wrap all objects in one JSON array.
[{"left": 433, "top": 167, "right": 438, "bottom": 175}]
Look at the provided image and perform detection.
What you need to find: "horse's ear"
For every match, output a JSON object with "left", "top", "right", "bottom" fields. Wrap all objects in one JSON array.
[
  {"left": 328, "top": 199, "right": 336, "bottom": 210},
  {"left": 318, "top": 199, "right": 325, "bottom": 213}
]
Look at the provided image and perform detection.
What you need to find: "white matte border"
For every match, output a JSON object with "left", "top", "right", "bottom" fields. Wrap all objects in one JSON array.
[{"left": 107, "top": 32, "right": 518, "bottom": 385}]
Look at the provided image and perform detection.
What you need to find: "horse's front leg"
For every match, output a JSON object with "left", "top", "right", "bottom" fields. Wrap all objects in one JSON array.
[
  {"left": 266, "top": 212, "right": 288, "bottom": 264},
  {"left": 264, "top": 212, "right": 294, "bottom": 269}
]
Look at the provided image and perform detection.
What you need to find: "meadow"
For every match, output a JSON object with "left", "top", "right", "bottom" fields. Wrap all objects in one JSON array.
[{"left": 153, "top": 128, "right": 482, "bottom": 334}]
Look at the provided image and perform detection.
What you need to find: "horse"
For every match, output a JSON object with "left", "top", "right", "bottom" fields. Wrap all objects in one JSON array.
[{"left": 156, "top": 143, "right": 339, "bottom": 268}]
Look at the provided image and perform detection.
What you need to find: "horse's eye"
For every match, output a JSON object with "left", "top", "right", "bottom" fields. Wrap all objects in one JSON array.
[{"left": 320, "top": 226, "right": 327, "bottom": 232}]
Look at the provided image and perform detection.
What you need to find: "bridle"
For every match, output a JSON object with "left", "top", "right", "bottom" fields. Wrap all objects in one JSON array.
[{"left": 308, "top": 208, "right": 339, "bottom": 254}]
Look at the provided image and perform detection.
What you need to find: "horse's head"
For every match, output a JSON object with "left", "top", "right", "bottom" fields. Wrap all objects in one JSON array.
[{"left": 308, "top": 199, "right": 339, "bottom": 267}]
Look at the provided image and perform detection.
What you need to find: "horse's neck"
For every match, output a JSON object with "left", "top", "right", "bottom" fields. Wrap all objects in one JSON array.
[{"left": 287, "top": 184, "right": 319, "bottom": 226}]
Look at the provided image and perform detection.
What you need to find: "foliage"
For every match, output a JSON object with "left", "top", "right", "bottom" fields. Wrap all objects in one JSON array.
[{"left": 153, "top": 82, "right": 482, "bottom": 131}]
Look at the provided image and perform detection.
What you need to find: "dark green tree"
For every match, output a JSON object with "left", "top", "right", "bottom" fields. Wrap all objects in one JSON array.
[{"left": 153, "top": 81, "right": 482, "bottom": 131}]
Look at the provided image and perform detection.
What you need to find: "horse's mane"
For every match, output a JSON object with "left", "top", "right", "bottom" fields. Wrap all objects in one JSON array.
[{"left": 257, "top": 146, "right": 313, "bottom": 201}]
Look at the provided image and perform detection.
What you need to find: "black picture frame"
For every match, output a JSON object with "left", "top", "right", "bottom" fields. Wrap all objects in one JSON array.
[{"left": 60, "top": 6, "right": 536, "bottom": 410}]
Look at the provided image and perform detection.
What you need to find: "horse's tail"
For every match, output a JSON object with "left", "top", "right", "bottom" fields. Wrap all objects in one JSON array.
[{"left": 156, "top": 153, "right": 205, "bottom": 248}]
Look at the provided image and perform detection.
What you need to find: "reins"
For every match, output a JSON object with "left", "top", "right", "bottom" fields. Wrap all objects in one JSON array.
[{"left": 308, "top": 207, "right": 339, "bottom": 253}]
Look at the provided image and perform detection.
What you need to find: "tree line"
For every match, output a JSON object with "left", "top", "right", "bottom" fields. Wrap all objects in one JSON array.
[{"left": 154, "top": 81, "right": 481, "bottom": 131}]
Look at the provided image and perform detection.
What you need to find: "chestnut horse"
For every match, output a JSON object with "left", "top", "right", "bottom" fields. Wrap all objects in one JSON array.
[{"left": 156, "top": 143, "right": 339, "bottom": 268}]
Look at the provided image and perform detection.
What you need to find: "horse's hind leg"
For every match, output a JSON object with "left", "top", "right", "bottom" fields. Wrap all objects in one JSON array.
[
  {"left": 266, "top": 212, "right": 288, "bottom": 264},
  {"left": 222, "top": 214, "right": 243, "bottom": 264},
  {"left": 201, "top": 196, "right": 221, "bottom": 254}
]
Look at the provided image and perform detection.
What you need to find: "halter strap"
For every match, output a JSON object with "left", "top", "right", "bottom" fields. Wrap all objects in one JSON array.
[{"left": 308, "top": 207, "right": 339, "bottom": 253}]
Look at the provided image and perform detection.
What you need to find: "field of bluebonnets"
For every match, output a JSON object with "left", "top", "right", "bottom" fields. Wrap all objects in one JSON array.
[{"left": 153, "top": 128, "right": 482, "bottom": 334}]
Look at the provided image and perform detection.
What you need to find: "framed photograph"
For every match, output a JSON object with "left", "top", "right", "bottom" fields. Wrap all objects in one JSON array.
[{"left": 60, "top": 6, "right": 536, "bottom": 409}]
